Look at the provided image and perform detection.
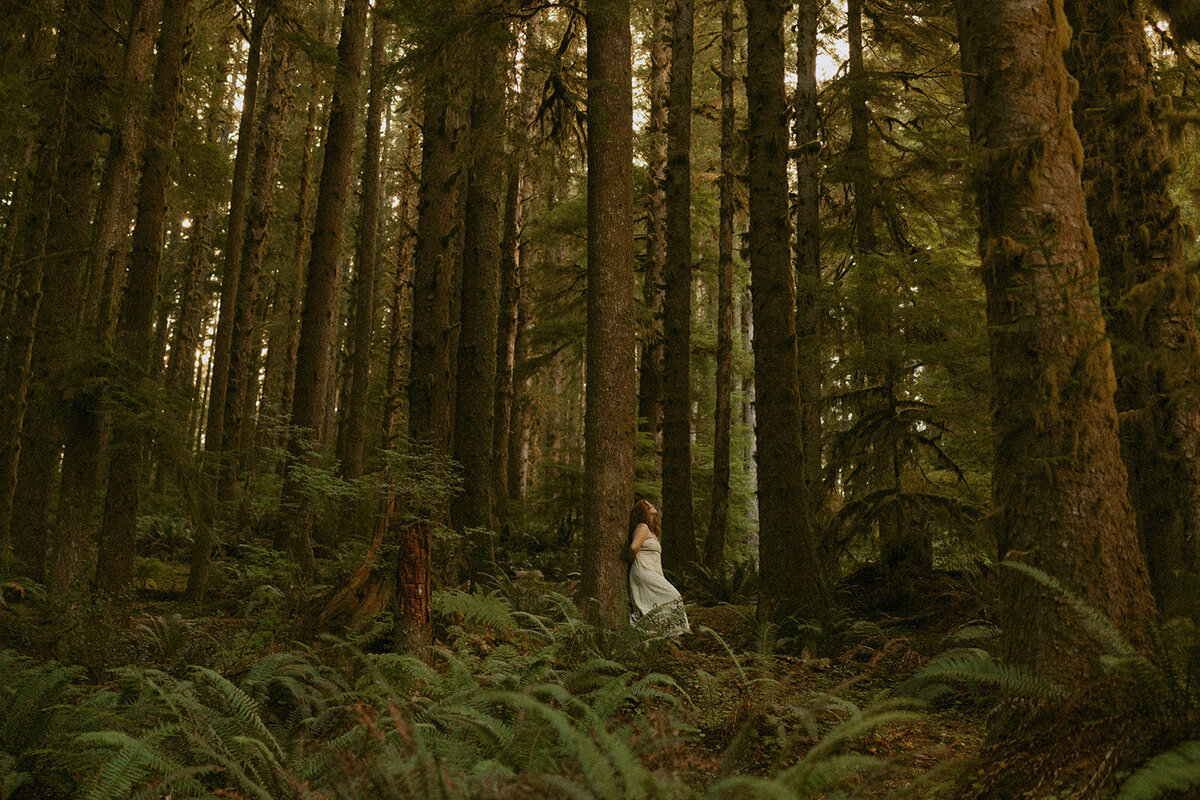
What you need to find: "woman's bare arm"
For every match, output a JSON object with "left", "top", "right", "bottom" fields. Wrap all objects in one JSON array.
[{"left": 629, "top": 523, "right": 652, "bottom": 558}]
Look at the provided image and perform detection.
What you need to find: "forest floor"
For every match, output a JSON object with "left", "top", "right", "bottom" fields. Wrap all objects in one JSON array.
[
  {"left": 664, "top": 602, "right": 988, "bottom": 794},
  {"left": 1, "top": 557, "right": 996, "bottom": 798}
]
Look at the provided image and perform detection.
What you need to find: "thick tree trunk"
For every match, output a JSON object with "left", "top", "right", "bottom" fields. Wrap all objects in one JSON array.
[
  {"left": 957, "top": 0, "right": 1156, "bottom": 676},
  {"left": 408, "top": 37, "right": 462, "bottom": 460},
  {"left": 847, "top": 0, "right": 876, "bottom": 254},
  {"left": 95, "top": 0, "right": 192, "bottom": 597},
  {"left": 340, "top": 16, "right": 388, "bottom": 482},
  {"left": 794, "top": 0, "right": 825, "bottom": 570},
  {"left": 12, "top": 0, "right": 116, "bottom": 586},
  {"left": 704, "top": 0, "right": 734, "bottom": 569},
  {"left": 638, "top": 0, "right": 668, "bottom": 472},
  {"left": 580, "top": 0, "right": 637, "bottom": 629},
  {"left": 280, "top": 0, "right": 371, "bottom": 577},
  {"left": 746, "top": 0, "right": 830, "bottom": 623},
  {"left": 220, "top": 30, "right": 292, "bottom": 502},
  {"left": 662, "top": 0, "right": 697, "bottom": 574},
  {"left": 453, "top": 15, "right": 506, "bottom": 583},
  {"left": 1065, "top": 0, "right": 1200, "bottom": 621},
  {"left": 0, "top": 0, "right": 87, "bottom": 566}
]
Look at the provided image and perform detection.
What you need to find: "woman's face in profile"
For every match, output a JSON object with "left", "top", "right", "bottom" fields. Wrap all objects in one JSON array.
[{"left": 646, "top": 503, "right": 659, "bottom": 523}]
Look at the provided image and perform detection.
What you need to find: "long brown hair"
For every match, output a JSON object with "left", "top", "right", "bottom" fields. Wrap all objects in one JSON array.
[{"left": 628, "top": 499, "right": 659, "bottom": 547}]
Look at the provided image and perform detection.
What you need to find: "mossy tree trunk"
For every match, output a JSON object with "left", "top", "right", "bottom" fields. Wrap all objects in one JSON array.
[
  {"left": 956, "top": 0, "right": 1156, "bottom": 677},
  {"left": 1065, "top": 0, "right": 1200, "bottom": 621}
]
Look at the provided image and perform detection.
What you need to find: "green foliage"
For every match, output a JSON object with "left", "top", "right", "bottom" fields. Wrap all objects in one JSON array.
[{"left": 1118, "top": 740, "right": 1200, "bottom": 799}]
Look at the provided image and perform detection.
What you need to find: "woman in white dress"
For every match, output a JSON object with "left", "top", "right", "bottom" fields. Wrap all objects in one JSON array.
[{"left": 626, "top": 499, "right": 690, "bottom": 635}]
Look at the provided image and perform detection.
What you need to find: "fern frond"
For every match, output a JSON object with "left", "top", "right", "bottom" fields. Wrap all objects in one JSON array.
[
  {"left": 1118, "top": 740, "right": 1200, "bottom": 799},
  {"left": 902, "top": 652, "right": 1067, "bottom": 700}
]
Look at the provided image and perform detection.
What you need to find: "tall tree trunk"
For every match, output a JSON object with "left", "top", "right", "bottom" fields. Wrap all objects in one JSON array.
[
  {"left": 95, "top": 0, "right": 192, "bottom": 597},
  {"left": 746, "top": 0, "right": 829, "bottom": 623},
  {"left": 408, "top": 35, "right": 462, "bottom": 461},
  {"left": 187, "top": 4, "right": 268, "bottom": 600},
  {"left": 453, "top": 13, "right": 506, "bottom": 583},
  {"left": 11, "top": 0, "right": 117, "bottom": 585},
  {"left": 662, "top": 0, "right": 697, "bottom": 573},
  {"left": 1065, "top": 0, "right": 1200, "bottom": 621},
  {"left": 53, "top": 0, "right": 165, "bottom": 605},
  {"left": 956, "top": 0, "right": 1155, "bottom": 677},
  {"left": 580, "top": 0, "right": 636, "bottom": 629},
  {"left": 220, "top": 29, "right": 292, "bottom": 502},
  {"left": 340, "top": 15, "right": 388, "bottom": 482},
  {"left": 508, "top": 246, "right": 534, "bottom": 502},
  {"left": 492, "top": 13, "right": 540, "bottom": 527},
  {"left": 82, "top": 0, "right": 164, "bottom": 332},
  {"left": 279, "top": 0, "right": 371, "bottom": 577},
  {"left": 847, "top": 0, "right": 876, "bottom": 254},
  {"left": 0, "top": 0, "right": 88, "bottom": 565},
  {"left": 638, "top": 0, "right": 668, "bottom": 474},
  {"left": 704, "top": 0, "right": 734, "bottom": 569},
  {"left": 381, "top": 120, "right": 420, "bottom": 452},
  {"left": 794, "top": 0, "right": 825, "bottom": 572}
]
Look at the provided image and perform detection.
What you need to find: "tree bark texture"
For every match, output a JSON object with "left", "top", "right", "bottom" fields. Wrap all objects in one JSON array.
[
  {"left": 340, "top": 15, "right": 388, "bottom": 482},
  {"left": 957, "top": 0, "right": 1156, "bottom": 679},
  {"left": 581, "top": 0, "right": 637, "bottom": 629},
  {"left": 381, "top": 120, "right": 420, "bottom": 452},
  {"left": 453, "top": 15, "right": 507, "bottom": 582},
  {"left": 662, "top": 0, "right": 697, "bottom": 574},
  {"left": 95, "top": 0, "right": 192, "bottom": 597},
  {"left": 220, "top": 29, "right": 292, "bottom": 501},
  {"left": 0, "top": 0, "right": 87, "bottom": 565},
  {"left": 492, "top": 13, "right": 541, "bottom": 526},
  {"left": 1065, "top": 0, "right": 1200, "bottom": 621},
  {"left": 704, "top": 0, "right": 734, "bottom": 569},
  {"left": 408, "top": 38, "right": 462, "bottom": 461},
  {"left": 11, "top": 0, "right": 116, "bottom": 585},
  {"left": 794, "top": 0, "right": 825, "bottom": 569},
  {"left": 746, "top": 0, "right": 830, "bottom": 623},
  {"left": 638, "top": 0, "right": 668, "bottom": 473},
  {"left": 280, "top": 0, "right": 370, "bottom": 577}
]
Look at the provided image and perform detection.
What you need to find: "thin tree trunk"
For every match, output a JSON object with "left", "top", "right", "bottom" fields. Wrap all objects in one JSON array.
[
  {"left": 220, "top": 29, "right": 292, "bottom": 502},
  {"left": 662, "top": 0, "right": 697, "bottom": 573},
  {"left": 95, "top": 0, "right": 192, "bottom": 597},
  {"left": 340, "top": 15, "right": 388, "bottom": 482},
  {"left": 580, "top": 0, "right": 637, "bottom": 629},
  {"left": 746, "top": 0, "right": 830, "bottom": 623},
  {"left": 638, "top": 0, "right": 668, "bottom": 474},
  {"left": 453, "top": 13, "right": 506, "bottom": 583},
  {"left": 381, "top": 120, "right": 420, "bottom": 451},
  {"left": 280, "top": 0, "right": 371, "bottom": 577},
  {"left": 1065, "top": 0, "right": 1200, "bottom": 621},
  {"left": 794, "top": 0, "right": 825, "bottom": 571},
  {"left": 186, "top": 5, "right": 268, "bottom": 600},
  {"left": 704, "top": 0, "right": 734, "bottom": 569}
]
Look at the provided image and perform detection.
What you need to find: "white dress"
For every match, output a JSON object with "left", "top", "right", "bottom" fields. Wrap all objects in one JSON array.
[{"left": 629, "top": 534, "right": 690, "bottom": 635}]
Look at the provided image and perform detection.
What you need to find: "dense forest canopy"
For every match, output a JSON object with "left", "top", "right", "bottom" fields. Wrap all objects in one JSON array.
[{"left": 3, "top": 0, "right": 1200, "bottom": 796}]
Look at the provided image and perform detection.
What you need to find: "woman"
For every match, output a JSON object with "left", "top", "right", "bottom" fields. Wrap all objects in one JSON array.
[{"left": 627, "top": 499, "right": 690, "bottom": 635}]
